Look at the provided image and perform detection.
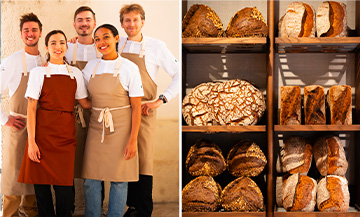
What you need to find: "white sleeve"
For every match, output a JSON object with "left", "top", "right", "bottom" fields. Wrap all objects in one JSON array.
[
  {"left": 157, "top": 43, "right": 180, "bottom": 102},
  {"left": 82, "top": 61, "right": 92, "bottom": 88},
  {"left": 25, "top": 68, "right": 44, "bottom": 100},
  {"left": 73, "top": 68, "right": 88, "bottom": 100},
  {"left": 0, "top": 60, "right": 12, "bottom": 125},
  {"left": 127, "top": 64, "right": 144, "bottom": 98}
]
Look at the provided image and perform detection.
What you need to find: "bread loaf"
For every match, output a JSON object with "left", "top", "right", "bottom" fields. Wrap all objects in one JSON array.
[
  {"left": 221, "top": 177, "right": 264, "bottom": 212},
  {"left": 182, "top": 176, "right": 222, "bottom": 212},
  {"left": 317, "top": 1, "right": 347, "bottom": 37},
  {"left": 182, "top": 80, "right": 266, "bottom": 126},
  {"left": 317, "top": 175, "right": 350, "bottom": 212},
  {"left": 225, "top": 7, "right": 268, "bottom": 37},
  {"left": 182, "top": 4, "right": 224, "bottom": 38},
  {"left": 313, "top": 135, "right": 348, "bottom": 176},
  {"left": 280, "top": 86, "right": 301, "bottom": 125},
  {"left": 226, "top": 139, "right": 267, "bottom": 177},
  {"left": 280, "top": 136, "right": 312, "bottom": 175},
  {"left": 282, "top": 173, "right": 317, "bottom": 211},
  {"left": 304, "top": 85, "right": 326, "bottom": 125},
  {"left": 327, "top": 85, "right": 352, "bottom": 125},
  {"left": 276, "top": 176, "right": 284, "bottom": 207},
  {"left": 186, "top": 139, "right": 226, "bottom": 177},
  {"left": 279, "top": 2, "right": 315, "bottom": 37}
]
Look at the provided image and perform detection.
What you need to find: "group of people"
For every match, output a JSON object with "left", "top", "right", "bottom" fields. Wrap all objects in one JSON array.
[{"left": 1, "top": 4, "right": 179, "bottom": 217}]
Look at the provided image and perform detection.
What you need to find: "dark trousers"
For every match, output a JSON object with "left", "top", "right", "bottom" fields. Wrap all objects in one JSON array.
[
  {"left": 34, "top": 184, "right": 74, "bottom": 217},
  {"left": 127, "top": 174, "right": 153, "bottom": 217}
]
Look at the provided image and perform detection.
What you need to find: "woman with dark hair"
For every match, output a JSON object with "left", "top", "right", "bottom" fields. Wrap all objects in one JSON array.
[
  {"left": 18, "top": 30, "right": 91, "bottom": 217},
  {"left": 81, "top": 24, "right": 143, "bottom": 216}
]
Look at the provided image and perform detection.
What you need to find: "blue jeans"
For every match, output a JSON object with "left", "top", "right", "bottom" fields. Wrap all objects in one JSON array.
[{"left": 83, "top": 179, "right": 128, "bottom": 217}]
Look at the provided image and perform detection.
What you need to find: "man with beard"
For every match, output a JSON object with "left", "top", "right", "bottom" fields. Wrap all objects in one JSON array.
[
  {"left": 65, "top": 6, "right": 100, "bottom": 213},
  {"left": 0, "top": 13, "right": 44, "bottom": 217},
  {"left": 118, "top": 4, "right": 179, "bottom": 217}
]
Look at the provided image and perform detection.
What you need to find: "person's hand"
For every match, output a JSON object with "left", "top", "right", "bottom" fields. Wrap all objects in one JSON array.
[
  {"left": 141, "top": 100, "right": 163, "bottom": 116},
  {"left": 68, "top": 36, "right": 78, "bottom": 44},
  {"left": 5, "top": 115, "right": 26, "bottom": 130},
  {"left": 42, "top": 62, "right": 48, "bottom": 67},
  {"left": 124, "top": 140, "right": 137, "bottom": 160},
  {"left": 28, "top": 141, "right": 41, "bottom": 163}
]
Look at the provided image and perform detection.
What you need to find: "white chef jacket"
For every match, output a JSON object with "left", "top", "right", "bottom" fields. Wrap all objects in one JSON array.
[
  {"left": 1, "top": 50, "right": 44, "bottom": 125},
  {"left": 118, "top": 35, "right": 179, "bottom": 101},
  {"left": 65, "top": 41, "right": 101, "bottom": 63}
]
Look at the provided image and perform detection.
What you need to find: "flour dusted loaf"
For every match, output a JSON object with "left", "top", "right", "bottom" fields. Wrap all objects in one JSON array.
[
  {"left": 182, "top": 176, "right": 222, "bottom": 212},
  {"left": 226, "top": 139, "right": 267, "bottom": 177},
  {"left": 280, "top": 86, "right": 301, "bottom": 125},
  {"left": 313, "top": 135, "right": 348, "bottom": 176},
  {"left": 282, "top": 173, "right": 317, "bottom": 211},
  {"left": 280, "top": 136, "right": 312, "bottom": 175},
  {"left": 186, "top": 139, "right": 226, "bottom": 177},
  {"left": 317, "top": 175, "right": 350, "bottom": 212},
  {"left": 317, "top": 1, "right": 347, "bottom": 37},
  {"left": 221, "top": 177, "right": 264, "bottom": 212},
  {"left": 182, "top": 80, "right": 266, "bottom": 126},
  {"left": 279, "top": 2, "right": 315, "bottom": 37},
  {"left": 225, "top": 7, "right": 268, "bottom": 37},
  {"left": 304, "top": 85, "right": 326, "bottom": 125},
  {"left": 182, "top": 4, "right": 224, "bottom": 38},
  {"left": 327, "top": 85, "right": 352, "bottom": 125}
]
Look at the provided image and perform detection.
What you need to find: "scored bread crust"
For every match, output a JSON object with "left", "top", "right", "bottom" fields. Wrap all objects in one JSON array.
[
  {"left": 304, "top": 85, "right": 326, "bottom": 125},
  {"left": 284, "top": 2, "right": 306, "bottom": 37},
  {"left": 280, "top": 86, "right": 301, "bottom": 125},
  {"left": 327, "top": 85, "right": 352, "bottom": 125},
  {"left": 317, "top": 1, "right": 347, "bottom": 37}
]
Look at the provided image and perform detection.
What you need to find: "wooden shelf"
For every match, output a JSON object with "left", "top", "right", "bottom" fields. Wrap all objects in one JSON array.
[
  {"left": 274, "top": 125, "right": 360, "bottom": 132},
  {"left": 182, "top": 212, "right": 266, "bottom": 217},
  {"left": 274, "top": 207, "right": 360, "bottom": 217},
  {"left": 183, "top": 37, "right": 267, "bottom": 53},
  {"left": 182, "top": 125, "right": 266, "bottom": 133},
  {"left": 276, "top": 37, "right": 360, "bottom": 53}
]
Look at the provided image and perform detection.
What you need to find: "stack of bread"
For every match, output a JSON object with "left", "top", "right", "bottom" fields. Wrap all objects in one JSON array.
[
  {"left": 182, "top": 79, "right": 266, "bottom": 126},
  {"left": 280, "top": 85, "right": 352, "bottom": 125},
  {"left": 279, "top": 1, "right": 347, "bottom": 37},
  {"left": 182, "top": 4, "right": 268, "bottom": 38}
]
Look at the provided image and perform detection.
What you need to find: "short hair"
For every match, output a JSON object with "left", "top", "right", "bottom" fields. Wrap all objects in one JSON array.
[
  {"left": 94, "top": 24, "right": 119, "bottom": 52},
  {"left": 119, "top": 4, "right": 145, "bottom": 23},
  {"left": 74, "top": 6, "right": 96, "bottom": 21},
  {"left": 20, "top": 13, "right": 42, "bottom": 31}
]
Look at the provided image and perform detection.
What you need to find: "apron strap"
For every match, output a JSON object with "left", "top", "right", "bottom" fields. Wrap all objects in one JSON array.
[
  {"left": 91, "top": 60, "right": 101, "bottom": 78},
  {"left": 119, "top": 37, "right": 146, "bottom": 58},
  {"left": 113, "top": 55, "right": 122, "bottom": 77},
  {"left": 22, "top": 50, "right": 28, "bottom": 76},
  {"left": 46, "top": 62, "right": 74, "bottom": 79},
  {"left": 96, "top": 47, "right": 101, "bottom": 58},
  {"left": 74, "top": 104, "right": 86, "bottom": 128},
  {"left": 73, "top": 43, "right": 78, "bottom": 64},
  {"left": 46, "top": 65, "right": 51, "bottom": 78}
]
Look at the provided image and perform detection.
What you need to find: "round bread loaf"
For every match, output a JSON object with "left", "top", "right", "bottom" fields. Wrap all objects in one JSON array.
[
  {"left": 221, "top": 177, "right": 264, "bottom": 212},
  {"left": 182, "top": 79, "right": 266, "bottom": 126},
  {"left": 186, "top": 139, "right": 226, "bottom": 177},
  {"left": 313, "top": 135, "right": 348, "bottom": 176},
  {"left": 226, "top": 139, "right": 267, "bottom": 177},
  {"left": 182, "top": 4, "right": 224, "bottom": 38},
  {"left": 317, "top": 175, "right": 350, "bottom": 212},
  {"left": 182, "top": 176, "right": 222, "bottom": 212},
  {"left": 282, "top": 173, "right": 317, "bottom": 212},
  {"left": 280, "top": 136, "right": 312, "bottom": 175},
  {"left": 317, "top": 1, "right": 347, "bottom": 37},
  {"left": 225, "top": 7, "right": 268, "bottom": 37}
]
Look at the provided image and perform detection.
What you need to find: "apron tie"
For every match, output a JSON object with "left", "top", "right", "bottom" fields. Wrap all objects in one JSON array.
[
  {"left": 10, "top": 111, "right": 27, "bottom": 119},
  {"left": 74, "top": 104, "right": 86, "bottom": 128}
]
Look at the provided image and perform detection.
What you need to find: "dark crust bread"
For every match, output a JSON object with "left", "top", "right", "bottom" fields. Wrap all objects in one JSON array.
[
  {"left": 299, "top": 3, "right": 315, "bottom": 37},
  {"left": 304, "top": 85, "right": 326, "bottom": 125},
  {"left": 327, "top": 85, "right": 352, "bottom": 125},
  {"left": 280, "top": 86, "right": 301, "bottom": 125},
  {"left": 321, "top": 1, "right": 345, "bottom": 37}
]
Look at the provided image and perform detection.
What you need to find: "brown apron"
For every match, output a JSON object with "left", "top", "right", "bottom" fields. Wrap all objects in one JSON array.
[
  {"left": 18, "top": 64, "right": 77, "bottom": 186},
  {"left": 120, "top": 40, "right": 157, "bottom": 175},
  {"left": 1, "top": 50, "right": 44, "bottom": 195},
  {"left": 81, "top": 58, "right": 139, "bottom": 182},
  {"left": 71, "top": 43, "right": 101, "bottom": 178}
]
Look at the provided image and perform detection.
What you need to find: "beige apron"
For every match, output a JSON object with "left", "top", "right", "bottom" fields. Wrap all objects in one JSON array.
[
  {"left": 81, "top": 57, "right": 139, "bottom": 182},
  {"left": 120, "top": 40, "right": 157, "bottom": 175},
  {"left": 71, "top": 42, "right": 101, "bottom": 178},
  {"left": 1, "top": 50, "right": 44, "bottom": 195}
]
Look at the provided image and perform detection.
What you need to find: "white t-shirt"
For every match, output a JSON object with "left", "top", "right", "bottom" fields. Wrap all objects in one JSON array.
[
  {"left": 1, "top": 49, "right": 44, "bottom": 125},
  {"left": 25, "top": 63, "right": 88, "bottom": 100},
  {"left": 118, "top": 35, "right": 179, "bottom": 101},
  {"left": 65, "top": 41, "right": 101, "bottom": 63},
  {"left": 83, "top": 56, "right": 144, "bottom": 98}
]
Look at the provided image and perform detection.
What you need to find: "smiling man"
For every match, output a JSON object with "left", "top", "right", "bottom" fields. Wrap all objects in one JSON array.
[
  {"left": 118, "top": 4, "right": 180, "bottom": 217},
  {"left": 0, "top": 13, "right": 44, "bottom": 217}
]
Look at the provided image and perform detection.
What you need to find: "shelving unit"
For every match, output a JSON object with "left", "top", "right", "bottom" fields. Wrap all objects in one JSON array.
[{"left": 181, "top": 0, "right": 360, "bottom": 217}]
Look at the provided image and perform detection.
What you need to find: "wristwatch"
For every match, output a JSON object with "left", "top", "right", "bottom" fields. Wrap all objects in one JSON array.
[{"left": 159, "top": 94, "right": 167, "bottom": 104}]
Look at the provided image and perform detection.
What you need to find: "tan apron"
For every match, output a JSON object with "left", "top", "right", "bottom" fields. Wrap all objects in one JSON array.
[
  {"left": 120, "top": 40, "right": 157, "bottom": 175},
  {"left": 81, "top": 57, "right": 139, "bottom": 182},
  {"left": 71, "top": 42, "right": 101, "bottom": 178},
  {"left": 1, "top": 50, "right": 44, "bottom": 195}
]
